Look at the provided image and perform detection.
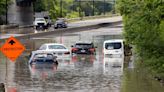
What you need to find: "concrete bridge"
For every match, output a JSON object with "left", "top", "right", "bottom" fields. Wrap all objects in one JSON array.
[{"left": 8, "top": 0, "right": 35, "bottom": 25}]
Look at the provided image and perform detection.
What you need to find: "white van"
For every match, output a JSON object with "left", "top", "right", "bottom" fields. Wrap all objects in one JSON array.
[{"left": 103, "top": 39, "right": 124, "bottom": 57}]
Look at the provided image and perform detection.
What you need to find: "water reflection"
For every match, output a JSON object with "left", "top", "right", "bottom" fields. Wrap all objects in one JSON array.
[
  {"left": 103, "top": 55, "right": 124, "bottom": 75},
  {"left": 29, "top": 63, "right": 58, "bottom": 79},
  {"left": 72, "top": 55, "right": 96, "bottom": 68}
]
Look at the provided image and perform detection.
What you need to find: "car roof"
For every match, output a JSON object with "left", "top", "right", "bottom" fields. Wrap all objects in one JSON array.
[
  {"left": 35, "top": 18, "right": 45, "bottom": 21},
  {"left": 104, "top": 39, "right": 124, "bottom": 43},
  {"left": 75, "top": 41, "right": 93, "bottom": 44},
  {"left": 43, "top": 43, "right": 65, "bottom": 46},
  {"left": 35, "top": 18, "right": 44, "bottom": 19}
]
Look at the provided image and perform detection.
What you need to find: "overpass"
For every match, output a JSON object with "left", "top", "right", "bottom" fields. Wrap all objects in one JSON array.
[{"left": 7, "top": 0, "right": 35, "bottom": 25}]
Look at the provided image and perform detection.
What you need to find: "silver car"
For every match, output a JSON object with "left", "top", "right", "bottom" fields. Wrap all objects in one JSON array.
[{"left": 54, "top": 18, "right": 68, "bottom": 29}]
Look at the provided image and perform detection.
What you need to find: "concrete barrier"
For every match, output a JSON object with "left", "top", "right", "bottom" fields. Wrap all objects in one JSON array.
[
  {"left": 67, "top": 14, "right": 119, "bottom": 22},
  {"left": 0, "top": 20, "right": 122, "bottom": 41},
  {"left": 0, "top": 83, "right": 5, "bottom": 92},
  {"left": 0, "top": 15, "right": 119, "bottom": 30}
]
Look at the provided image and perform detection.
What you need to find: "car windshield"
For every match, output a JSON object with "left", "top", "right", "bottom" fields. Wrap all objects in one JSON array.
[
  {"left": 105, "top": 42, "right": 122, "bottom": 49},
  {"left": 33, "top": 53, "right": 47, "bottom": 58},
  {"left": 56, "top": 20, "right": 64, "bottom": 23},
  {"left": 75, "top": 44, "right": 93, "bottom": 48},
  {"left": 36, "top": 18, "right": 45, "bottom": 21},
  {"left": 32, "top": 53, "right": 54, "bottom": 62},
  {"left": 48, "top": 45, "right": 66, "bottom": 49}
]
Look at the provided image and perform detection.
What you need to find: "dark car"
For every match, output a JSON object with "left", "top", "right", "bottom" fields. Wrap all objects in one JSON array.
[
  {"left": 54, "top": 18, "right": 68, "bottom": 29},
  {"left": 71, "top": 42, "right": 97, "bottom": 55}
]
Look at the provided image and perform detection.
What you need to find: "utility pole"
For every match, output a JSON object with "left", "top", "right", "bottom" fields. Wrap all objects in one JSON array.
[
  {"left": 60, "top": 0, "right": 63, "bottom": 17},
  {"left": 92, "top": 0, "right": 95, "bottom": 16},
  {"left": 103, "top": 0, "right": 106, "bottom": 15},
  {"left": 6, "top": 0, "right": 8, "bottom": 24},
  {"left": 78, "top": 0, "right": 81, "bottom": 18},
  {"left": 113, "top": 0, "right": 116, "bottom": 14},
  {"left": 73, "top": 0, "right": 75, "bottom": 12}
]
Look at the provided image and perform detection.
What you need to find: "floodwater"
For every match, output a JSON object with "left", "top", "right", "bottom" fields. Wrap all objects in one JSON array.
[{"left": 0, "top": 26, "right": 164, "bottom": 92}]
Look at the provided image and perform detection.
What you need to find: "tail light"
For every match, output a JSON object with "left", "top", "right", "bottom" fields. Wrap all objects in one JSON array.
[
  {"left": 89, "top": 48, "right": 95, "bottom": 52},
  {"left": 72, "top": 48, "right": 78, "bottom": 51},
  {"left": 64, "top": 51, "right": 70, "bottom": 54}
]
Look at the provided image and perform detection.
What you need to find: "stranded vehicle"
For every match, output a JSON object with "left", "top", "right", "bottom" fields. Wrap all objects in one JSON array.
[
  {"left": 28, "top": 51, "right": 58, "bottom": 65},
  {"left": 38, "top": 43, "right": 71, "bottom": 58},
  {"left": 54, "top": 18, "right": 68, "bottom": 29},
  {"left": 71, "top": 42, "right": 97, "bottom": 55},
  {"left": 103, "top": 39, "right": 124, "bottom": 58},
  {"left": 33, "top": 18, "right": 48, "bottom": 30}
]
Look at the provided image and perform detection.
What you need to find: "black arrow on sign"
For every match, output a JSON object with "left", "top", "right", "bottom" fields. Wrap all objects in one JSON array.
[{"left": 9, "top": 40, "right": 15, "bottom": 45}]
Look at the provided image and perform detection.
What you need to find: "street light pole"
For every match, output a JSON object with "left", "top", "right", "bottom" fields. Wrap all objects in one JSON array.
[
  {"left": 78, "top": 0, "right": 81, "bottom": 18},
  {"left": 6, "top": 0, "right": 8, "bottom": 24},
  {"left": 92, "top": 0, "right": 94, "bottom": 16},
  {"left": 103, "top": 0, "right": 106, "bottom": 15},
  {"left": 113, "top": 0, "right": 116, "bottom": 14},
  {"left": 60, "top": 0, "right": 63, "bottom": 17}
]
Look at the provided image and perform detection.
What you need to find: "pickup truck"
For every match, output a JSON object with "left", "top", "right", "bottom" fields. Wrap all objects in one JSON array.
[{"left": 33, "top": 18, "right": 48, "bottom": 30}]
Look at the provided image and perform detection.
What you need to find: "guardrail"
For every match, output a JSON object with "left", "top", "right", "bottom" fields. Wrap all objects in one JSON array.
[{"left": 67, "top": 14, "right": 119, "bottom": 22}]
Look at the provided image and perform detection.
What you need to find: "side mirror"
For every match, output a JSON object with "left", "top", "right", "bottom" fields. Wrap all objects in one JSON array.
[
  {"left": 71, "top": 45, "right": 74, "bottom": 47},
  {"left": 94, "top": 46, "right": 97, "bottom": 48}
]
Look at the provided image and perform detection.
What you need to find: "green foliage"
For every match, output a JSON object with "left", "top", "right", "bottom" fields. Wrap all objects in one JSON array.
[
  {"left": 117, "top": 0, "right": 164, "bottom": 78},
  {"left": 0, "top": 0, "right": 11, "bottom": 24},
  {"left": 34, "top": 0, "right": 113, "bottom": 20},
  {"left": 0, "top": 0, "right": 6, "bottom": 15},
  {"left": 66, "top": 12, "right": 79, "bottom": 18},
  {"left": 34, "top": 0, "right": 46, "bottom": 12}
]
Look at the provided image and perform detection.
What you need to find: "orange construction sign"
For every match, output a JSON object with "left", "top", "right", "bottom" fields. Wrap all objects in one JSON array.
[{"left": 0, "top": 36, "right": 25, "bottom": 62}]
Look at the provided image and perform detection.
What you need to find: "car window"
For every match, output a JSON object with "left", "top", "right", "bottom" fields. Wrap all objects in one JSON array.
[
  {"left": 48, "top": 45, "right": 66, "bottom": 49},
  {"left": 34, "top": 53, "right": 47, "bottom": 58},
  {"left": 39, "top": 45, "right": 47, "bottom": 50},
  {"left": 75, "top": 44, "right": 93, "bottom": 48},
  {"left": 56, "top": 20, "right": 64, "bottom": 23},
  {"left": 36, "top": 18, "right": 45, "bottom": 21},
  {"left": 105, "top": 42, "right": 122, "bottom": 50}
]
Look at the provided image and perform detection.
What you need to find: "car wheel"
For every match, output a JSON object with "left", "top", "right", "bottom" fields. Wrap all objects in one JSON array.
[{"left": 36, "top": 26, "right": 39, "bottom": 30}]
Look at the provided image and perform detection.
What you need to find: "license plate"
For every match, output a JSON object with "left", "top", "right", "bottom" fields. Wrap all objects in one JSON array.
[
  {"left": 81, "top": 50, "right": 85, "bottom": 52},
  {"left": 58, "top": 53, "right": 62, "bottom": 55}
]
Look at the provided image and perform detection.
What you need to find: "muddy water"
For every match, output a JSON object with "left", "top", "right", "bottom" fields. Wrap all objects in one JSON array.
[{"left": 0, "top": 26, "right": 164, "bottom": 92}]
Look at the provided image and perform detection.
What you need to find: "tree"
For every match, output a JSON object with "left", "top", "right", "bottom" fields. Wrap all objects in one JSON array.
[
  {"left": 34, "top": 0, "right": 46, "bottom": 12},
  {"left": 0, "top": 0, "right": 11, "bottom": 24},
  {"left": 117, "top": 0, "right": 164, "bottom": 78},
  {"left": 34, "top": 0, "right": 114, "bottom": 20}
]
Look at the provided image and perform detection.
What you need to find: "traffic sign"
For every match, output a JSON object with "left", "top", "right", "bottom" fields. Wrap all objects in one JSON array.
[{"left": 0, "top": 36, "right": 25, "bottom": 62}]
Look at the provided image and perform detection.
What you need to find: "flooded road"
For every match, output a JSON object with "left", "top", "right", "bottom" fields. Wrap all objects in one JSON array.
[{"left": 0, "top": 26, "right": 164, "bottom": 92}]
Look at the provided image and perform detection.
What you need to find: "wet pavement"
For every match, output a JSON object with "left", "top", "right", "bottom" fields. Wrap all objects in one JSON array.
[{"left": 0, "top": 25, "right": 164, "bottom": 92}]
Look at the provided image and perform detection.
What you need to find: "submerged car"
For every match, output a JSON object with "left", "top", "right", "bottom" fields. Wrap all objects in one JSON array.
[
  {"left": 29, "top": 51, "right": 58, "bottom": 64},
  {"left": 54, "top": 18, "right": 68, "bottom": 29},
  {"left": 29, "top": 63, "right": 58, "bottom": 79},
  {"left": 71, "top": 42, "right": 97, "bottom": 55},
  {"left": 37, "top": 43, "right": 71, "bottom": 59},
  {"left": 103, "top": 39, "right": 124, "bottom": 57}
]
